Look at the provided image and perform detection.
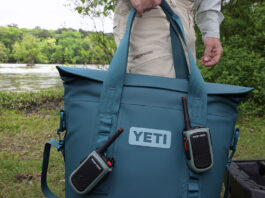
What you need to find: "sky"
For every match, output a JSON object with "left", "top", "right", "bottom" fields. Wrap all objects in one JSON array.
[{"left": 0, "top": 0, "right": 113, "bottom": 32}]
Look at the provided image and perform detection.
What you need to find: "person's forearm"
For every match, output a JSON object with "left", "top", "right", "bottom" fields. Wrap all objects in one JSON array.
[{"left": 195, "top": 0, "right": 224, "bottom": 41}]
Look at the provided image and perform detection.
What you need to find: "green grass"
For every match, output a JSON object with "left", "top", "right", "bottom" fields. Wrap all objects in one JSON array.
[
  {"left": 0, "top": 103, "right": 264, "bottom": 197},
  {"left": 0, "top": 89, "right": 64, "bottom": 111},
  {"left": 235, "top": 114, "right": 265, "bottom": 159},
  {"left": 0, "top": 108, "right": 65, "bottom": 198}
]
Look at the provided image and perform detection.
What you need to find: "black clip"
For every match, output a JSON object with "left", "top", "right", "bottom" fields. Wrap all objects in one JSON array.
[{"left": 57, "top": 110, "right": 66, "bottom": 141}]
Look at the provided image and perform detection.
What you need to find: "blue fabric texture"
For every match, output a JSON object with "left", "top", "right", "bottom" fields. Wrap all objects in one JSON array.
[{"left": 41, "top": 1, "right": 253, "bottom": 198}]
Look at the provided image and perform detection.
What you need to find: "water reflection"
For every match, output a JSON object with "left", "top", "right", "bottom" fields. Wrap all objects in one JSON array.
[{"left": 0, "top": 64, "right": 99, "bottom": 92}]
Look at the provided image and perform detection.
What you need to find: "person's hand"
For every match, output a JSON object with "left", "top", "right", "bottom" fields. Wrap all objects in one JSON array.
[
  {"left": 200, "top": 37, "right": 223, "bottom": 67},
  {"left": 130, "top": 0, "right": 162, "bottom": 14}
]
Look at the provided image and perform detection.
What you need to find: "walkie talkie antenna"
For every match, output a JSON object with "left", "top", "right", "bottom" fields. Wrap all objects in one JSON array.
[
  {"left": 181, "top": 97, "right": 191, "bottom": 131},
  {"left": 96, "top": 128, "right": 124, "bottom": 155}
]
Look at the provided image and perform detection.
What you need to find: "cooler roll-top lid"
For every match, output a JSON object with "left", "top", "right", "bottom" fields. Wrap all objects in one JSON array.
[{"left": 57, "top": 66, "right": 253, "bottom": 96}]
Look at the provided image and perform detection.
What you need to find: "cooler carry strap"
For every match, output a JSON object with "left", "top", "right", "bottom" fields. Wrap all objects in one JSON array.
[
  {"left": 95, "top": 0, "right": 208, "bottom": 159},
  {"left": 41, "top": 110, "right": 65, "bottom": 198},
  {"left": 41, "top": 140, "right": 64, "bottom": 198}
]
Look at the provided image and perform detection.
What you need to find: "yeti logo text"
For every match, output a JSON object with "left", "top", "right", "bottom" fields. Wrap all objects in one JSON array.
[{"left": 129, "top": 127, "right": 171, "bottom": 149}]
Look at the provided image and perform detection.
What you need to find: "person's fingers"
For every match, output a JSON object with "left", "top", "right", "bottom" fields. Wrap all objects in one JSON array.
[
  {"left": 201, "top": 58, "right": 216, "bottom": 67},
  {"left": 209, "top": 44, "right": 223, "bottom": 66},
  {"left": 132, "top": 0, "right": 144, "bottom": 14},
  {"left": 136, "top": 7, "right": 144, "bottom": 14},
  {"left": 201, "top": 48, "right": 222, "bottom": 66},
  {"left": 200, "top": 47, "right": 213, "bottom": 66},
  {"left": 154, "top": 0, "right": 162, "bottom": 6},
  {"left": 213, "top": 46, "right": 223, "bottom": 64},
  {"left": 131, "top": 0, "right": 162, "bottom": 14},
  {"left": 202, "top": 45, "right": 212, "bottom": 62},
  {"left": 201, "top": 38, "right": 223, "bottom": 67},
  {"left": 131, "top": 0, "right": 142, "bottom": 13}
]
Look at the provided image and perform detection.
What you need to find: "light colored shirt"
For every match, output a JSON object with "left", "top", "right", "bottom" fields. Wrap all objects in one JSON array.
[
  {"left": 193, "top": 0, "right": 224, "bottom": 41},
  {"left": 115, "top": 0, "right": 224, "bottom": 41}
]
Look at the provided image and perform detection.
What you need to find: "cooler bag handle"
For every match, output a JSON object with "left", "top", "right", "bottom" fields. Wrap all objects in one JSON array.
[
  {"left": 41, "top": 140, "right": 64, "bottom": 198},
  {"left": 96, "top": 0, "right": 207, "bottom": 141},
  {"left": 41, "top": 111, "right": 65, "bottom": 198}
]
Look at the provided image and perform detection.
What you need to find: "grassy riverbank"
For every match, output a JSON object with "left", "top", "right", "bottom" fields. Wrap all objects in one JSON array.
[
  {"left": 0, "top": 89, "right": 264, "bottom": 198},
  {"left": 0, "top": 89, "right": 64, "bottom": 111}
]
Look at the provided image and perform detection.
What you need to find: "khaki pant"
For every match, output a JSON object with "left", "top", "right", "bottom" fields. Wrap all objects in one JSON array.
[{"left": 113, "top": 0, "right": 196, "bottom": 78}]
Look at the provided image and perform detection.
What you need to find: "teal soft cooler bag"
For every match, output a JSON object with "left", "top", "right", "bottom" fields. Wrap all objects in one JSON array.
[{"left": 41, "top": 1, "right": 253, "bottom": 198}]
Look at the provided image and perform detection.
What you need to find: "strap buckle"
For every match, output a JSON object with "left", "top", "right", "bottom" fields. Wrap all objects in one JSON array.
[
  {"left": 227, "top": 128, "right": 240, "bottom": 168},
  {"left": 57, "top": 110, "right": 66, "bottom": 141}
]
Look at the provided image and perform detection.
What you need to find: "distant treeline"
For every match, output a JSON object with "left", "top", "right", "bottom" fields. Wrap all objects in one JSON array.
[{"left": 0, "top": 26, "right": 116, "bottom": 65}]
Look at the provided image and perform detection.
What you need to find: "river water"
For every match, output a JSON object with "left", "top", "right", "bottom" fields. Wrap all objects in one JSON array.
[{"left": 0, "top": 64, "right": 102, "bottom": 92}]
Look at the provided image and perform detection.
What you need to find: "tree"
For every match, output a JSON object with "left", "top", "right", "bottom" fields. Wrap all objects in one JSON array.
[
  {"left": 79, "top": 36, "right": 93, "bottom": 64},
  {"left": 90, "top": 32, "right": 116, "bottom": 64},
  {"left": 54, "top": 30, "right": 83, "bottom": 64},
  {"left": 40, "top": 37, "right": 57, "bottom": 63},
  {"left": 32, "top": 27, "right": 52, "bottom": 39},
  {"left": 74, "top": 0, "right": 115, "bottom": 17},
  {"left": 70, "top": 0, "right": 117, "bottom": 65},
  {"left": 13, "top": 34, "right": 48, "bottom": 66},
  {"left": 0, "top": 26, "right": 23, "bottom": 62},
  {"left": 0, "top": 42, "right": 9, "bottom": 63}
]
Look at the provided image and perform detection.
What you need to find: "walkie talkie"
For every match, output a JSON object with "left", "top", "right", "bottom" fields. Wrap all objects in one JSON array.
[
  {"left": 181, "top": 97, "right": 213, "bottom": 173},
  {"left": 69, "top": 128, "right": 124, "bottom": 194}
]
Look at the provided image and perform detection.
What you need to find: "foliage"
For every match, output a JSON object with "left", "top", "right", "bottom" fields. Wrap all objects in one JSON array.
[
  {"left": 195, "top": 0, "right": 265, "bottom": 116},
  {"left": 13, "top": 34, "right": 48, "bottom": 65},
  {"left": 89, "top": 32, "right": 116, "bottom": 64},
  {"left": 0, "top": 26, "right": 23, "bottom": 62},
  {"left": 74, "top": 0, "right": 115, "bottom": 17},
  {"left": 0, "top": 26, "right": 23, "bottom": 49},
  {"left": 40, "top": 37, "right": 57, "bottom": 63},
  {"left": 0, "top": 26, "right": 116, "bottom": 65},
  {"left": 0, "top": 89, "right": 64, "bottom": 111},
  {"left": 0, "top": 42, "right": 9, "bottom": 62}
]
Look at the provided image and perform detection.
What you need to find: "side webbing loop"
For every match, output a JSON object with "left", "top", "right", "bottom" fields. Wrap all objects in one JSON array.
[
  {"left": 227, "top": 128, "right": 240, "bottom": 168},
  {"left": 41, "top": 140, "right": 64, "bottom": 198},
  {"left": 223, "top": 128, "right": 240, "bottom": 198},
  {"left": 57, "top": 110, "right": 66, "bottom": 142},
  {"left": 95, "top": 116, "right": 113, "bottom": 149},
  {"left": 188, "top": 172, "right": 200, "bottom": 198}
]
